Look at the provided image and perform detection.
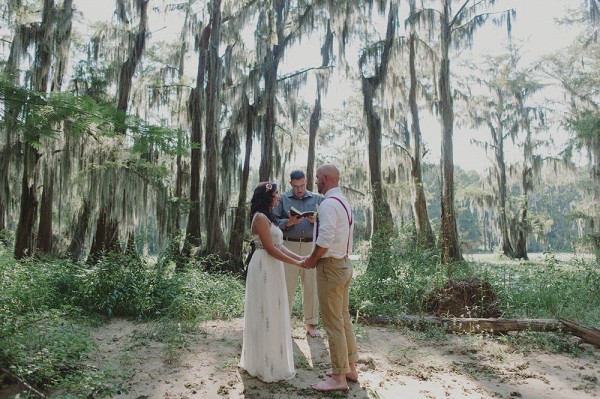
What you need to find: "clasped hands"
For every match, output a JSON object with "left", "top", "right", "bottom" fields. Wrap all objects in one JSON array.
[{"left": 298, "top": 255, "right": 317, "bottom": 269}]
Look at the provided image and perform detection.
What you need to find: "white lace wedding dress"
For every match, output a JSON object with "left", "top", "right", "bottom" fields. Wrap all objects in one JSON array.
[{"left": 239, "top": 213, "right": 296, "bottom": 382}]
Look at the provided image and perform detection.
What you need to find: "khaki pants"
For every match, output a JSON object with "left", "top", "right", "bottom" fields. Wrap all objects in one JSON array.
[
  {"left": 316, "top": 256, "right": 358, "bottom": 374},
  {"left": 282, "top": 240, "right": 319, "bottom": 325}
]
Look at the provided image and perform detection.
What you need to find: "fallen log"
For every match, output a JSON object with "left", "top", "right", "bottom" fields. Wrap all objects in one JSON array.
[
  {"left": 363, "top": 315, "right": 563, "bottom": 334},
  {"left": 362, "top": 315, "right": 600, "bottom": 347},
  {"left": 559, "top": 318, "right": 600, "bottom": 347}
]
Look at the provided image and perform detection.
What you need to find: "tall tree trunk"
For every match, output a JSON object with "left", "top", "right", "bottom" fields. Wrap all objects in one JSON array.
[
  {"left": 14, "top": 0, "right": 54, "bottom": 259},
  {"left": 171, "top": 132, "right": 184, "bottom": 237},
  {"left": 88, "top": 205, "right": 120, "bottom": 263},
  {"left": 258, "top": 0, "right": 290, "bottom": 182},
  {"left": 363, "top": 80, "right": 393, "bottom": 234},
  {"left": 439, "top": 2, "right": 463, "bottom": 265},
  {"left": 360, "top": 3, "right": 396, "bottom": 239},
  {"left": 36, "top": 0, "right": 73, "bottom": 256},
  {"left": 228, "top": 99, "right": 254, "bottom": 274},
  {"left": 306, "top": 93, "right": 320, "bottom": 192},
  {"left": 89, "top": 0, "right": 148, "bottom": 261},
  {"left": 67, "top": 198, "right": 92, "bottom": 261},
  {"left": 116, "top": 0, "right": 149, "bottom": 131},
  {"left": 0, "top": 126, "right": 11, "bottom": 244},
  {"left": 257, "top": 0, "right": 317, "bottom": 181},
  {"left": 306, "top": 20, "right": 333, "bottom": 191},
  {"left": 182, "top": 24, "right": 211, "bottom": 260},
  {"left": 514, "top": 193, "right": 529, "bottom": 259},
  {"left": 493, "top": 125, "right": 515, "bottom": 258},
  {"left": 259, "top": 49, "right": 280, "bottom": 181},
  {"left": 36, "top": 164, "right": 54, "bottom": 254},
  {"left": 408, "top": 30, "right": 435, "bottom": 248},
  {"left": 14, "top": 147, "right": 40, "bottom": 259},
  {"left": 204, "top": 0, "right": 226, "bottom": 258},
  {"left": 168, "top": 1, "right": 191, "bottom": 240},
  {"left": 50, "top": 0, "right": 73, "bottom": 93},
  {"left": 514, "top": 98, "right": 535, "bottom": 260},
  {"left": 0, "top": 24, "right": 23, "bottom": 242}
]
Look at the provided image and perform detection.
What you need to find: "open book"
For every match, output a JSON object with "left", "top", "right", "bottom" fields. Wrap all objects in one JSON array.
[{"left": 290, "top": 206, "right": 315, "bottom": 217}]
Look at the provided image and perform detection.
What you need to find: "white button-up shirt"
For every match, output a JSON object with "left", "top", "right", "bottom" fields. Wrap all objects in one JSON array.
[{"left": 313, "top": 187, "right": 354, "bottom": 259}]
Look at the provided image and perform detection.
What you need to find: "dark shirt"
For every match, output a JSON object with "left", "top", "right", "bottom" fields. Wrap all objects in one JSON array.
[{"left": 273, "top": 190, "right": 323, "bottom": 240}]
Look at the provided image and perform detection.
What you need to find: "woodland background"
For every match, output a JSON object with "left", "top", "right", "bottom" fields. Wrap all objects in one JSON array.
[
  {"left": 0, "top": 0, "right": 599, "bottom": 270},
  {"left": 2, "top": 1, "right": 600, "bottom": 397}
]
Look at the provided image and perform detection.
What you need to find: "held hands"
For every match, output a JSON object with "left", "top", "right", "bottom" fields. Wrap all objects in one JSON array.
[
  {"left": 296, "top": 256, "right": 307, "bottom": 268},
  {"left": 302, "top": 255, "right": 318, "bottom": 269},
  {"left": 296, "top": 255, "right": 315, "bottom": 269}
]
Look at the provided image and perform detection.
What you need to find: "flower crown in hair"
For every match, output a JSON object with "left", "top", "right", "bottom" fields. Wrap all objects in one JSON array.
[{"left": 265, "top": 182, "right": 273, "bottom": 192}]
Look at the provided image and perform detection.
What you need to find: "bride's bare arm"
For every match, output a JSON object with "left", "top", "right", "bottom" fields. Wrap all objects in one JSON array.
[
  {"left": 253, "top": 214, "right": 302, "bottom": 265},
  {"left": 280, "top": 245, "right": 303, "bottom": 262}
]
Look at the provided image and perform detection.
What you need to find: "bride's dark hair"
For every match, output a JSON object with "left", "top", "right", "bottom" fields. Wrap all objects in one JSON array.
[{"left": 250, "top": 181, "right": 278, "bottom": 223}]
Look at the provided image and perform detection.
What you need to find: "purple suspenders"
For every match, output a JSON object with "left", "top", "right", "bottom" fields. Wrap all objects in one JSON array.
[{"left": 316, "top": 196, "right": 353, "bottom": 255}]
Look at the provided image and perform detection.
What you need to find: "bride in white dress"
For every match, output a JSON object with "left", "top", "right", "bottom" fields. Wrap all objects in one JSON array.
[{"left": 240, "top": 181, "right": 304, "bottom": 382}]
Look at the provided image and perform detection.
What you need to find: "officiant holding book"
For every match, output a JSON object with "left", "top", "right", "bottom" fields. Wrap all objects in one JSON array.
[{"left": 273, "top": 169, "right": 323, "bottom": 337}]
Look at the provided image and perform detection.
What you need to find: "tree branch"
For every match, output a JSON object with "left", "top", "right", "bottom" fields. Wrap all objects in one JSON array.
[
  {"left": 449, "top": 0, "right": 472, "bottom": 30},
  {"left": 340, "top": 185, "right": 366, "bottom": 196},
  {"left": 1, "top": 368, "right": 46, "bottom": 398},
  {"left": 278, "top": 65, "right": 334, "bottom": 82},
  {"left": 146, "top": 84, "right": 194, "bottom": 90},
  {"left": 391, "top": 142, "right": 413, "bottom": 161}
]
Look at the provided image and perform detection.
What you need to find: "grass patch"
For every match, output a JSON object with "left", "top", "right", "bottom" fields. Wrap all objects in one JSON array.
[
  {"left": 496, "top": 330, "right": 589, "bottom": 355},
  {"left": 351, "top": 229, "right": 600, "bottom": 328},
  {"left": 0, "top": 250, "right": 245, "bottom": 397},
  {"left": 472, "top": 253, "right": 600, "bottom": 325}
]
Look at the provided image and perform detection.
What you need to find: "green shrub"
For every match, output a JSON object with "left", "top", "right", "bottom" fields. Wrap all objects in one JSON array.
[
  {"left": 473, "top": 254, "right": 600, "bottom": 325},
  {"left": 351, "top": 227, "right": 449, "bottom": 317},
  {"left": 74, "top": 252, "right": 158, "bottom": 318},
  {"left": 0, "top": 249, "right": 245, "bottom": 397},
  {"left": 0, "top": 256, "right": 66, "bottom": 314},
  {"left": 165, "top": 267, "right": 245, "bottom": 322},
  {"left": 0, "top": 309, "right": 121, "bottom": 397}
]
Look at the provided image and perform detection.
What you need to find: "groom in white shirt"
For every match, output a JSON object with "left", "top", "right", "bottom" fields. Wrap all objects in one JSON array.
[{"left": 303, "top": 164, "right": 358, "bottom": 392}]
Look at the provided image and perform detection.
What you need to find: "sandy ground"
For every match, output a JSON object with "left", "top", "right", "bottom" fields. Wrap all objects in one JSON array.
[{"left": 84, "top": 317, "right": 600, "bottom": 399}]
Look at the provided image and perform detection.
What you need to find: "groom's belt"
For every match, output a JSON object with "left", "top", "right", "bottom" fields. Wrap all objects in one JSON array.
[{"left": 284, "top": 237, "right": 313, "bottom": 242}]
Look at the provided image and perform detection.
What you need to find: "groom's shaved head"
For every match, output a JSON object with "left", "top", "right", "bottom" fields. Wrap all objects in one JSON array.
[
  {"left": 316, "top": 164, "right": 340, "bottom": 194},
  {"left": 319, "top": 164, "right": 339, "bottom": 185}
]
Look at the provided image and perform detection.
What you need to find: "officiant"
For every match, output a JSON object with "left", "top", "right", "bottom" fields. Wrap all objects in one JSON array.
[{"left": 273, "top": 169, "right": 323, "bottom": 338}]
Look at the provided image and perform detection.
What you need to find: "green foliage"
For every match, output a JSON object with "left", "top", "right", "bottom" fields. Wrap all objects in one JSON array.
[
  {"left": 497, "top": 330, "right": 586, "bottom": 355},
  {"left": 472, "top": 254, "right": 600, "bottom": 325},
  {"left": 2, "top": 243, "right": 599, "bottom": 397},
  {"left": 351, "top": 226, "right": 448, "bottom": 317},
  {"left": 0, "top": 72, "right": 184, "bottom": 157},
  {"left": 351, "top": 231, "right": 600, "bottom": 327},
  {"left": 164, "top": 266, "right": 245, "bottom": 321},
  {"left": 130, "top": 123, "right": 188, "bottom": 157},
  {"left": 76, "top": 253, "right": 159, "bottom": 318},
  {"left": 0, "top": 308, "right": 122, "bottom": 398},
  {"left": 0, "top": 249, "right": 245, "bottom": 396},
  {"left": 566, "top": 109, "right": 600, "bottom": 148},
  {"left": 58, "top": 252, "right": 244, "bottom": 321},
  {"left": 0, "top": 73, "right": 120, "bottom": 141}
]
